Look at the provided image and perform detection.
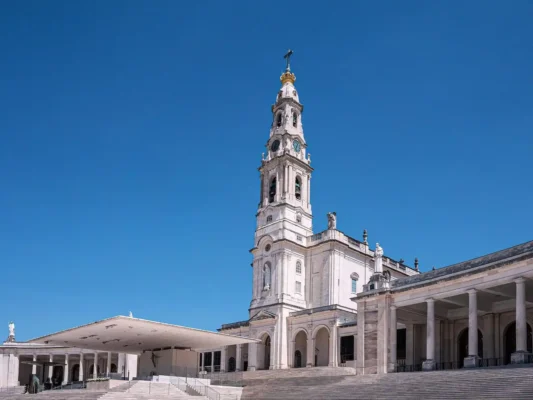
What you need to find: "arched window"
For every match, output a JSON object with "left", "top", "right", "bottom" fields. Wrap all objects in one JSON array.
[
  {"left": 296, "top": 261, "right": 302, "bottom": 275},
  {"left": 269, "top": 177, "right": 277, "bottom": 203},
  {"left": 266, "top": 215, "right": 273, "bottom": 223},
  {"left": 295, "top": 176, "right": 301, "bottom": 200},
  {"left": 350, "top": 272, "right": 359, "bottom": 294},
  {"left": 263, "top": 263, "right": 271, "bottom": 290},
  {"left": 276, "top": 113, "right": 282, "bottom": 127},
  {"left": 293, "top": 113, "right": 298, "bottom": 127}
]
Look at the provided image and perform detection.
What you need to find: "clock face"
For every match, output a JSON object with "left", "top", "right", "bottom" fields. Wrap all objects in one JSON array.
[
  {"left": 293, "top": 140, "right": 301, "bottom": 153},
  {"left": 271, "top": 140, "right": 280, "bottom": 152}
]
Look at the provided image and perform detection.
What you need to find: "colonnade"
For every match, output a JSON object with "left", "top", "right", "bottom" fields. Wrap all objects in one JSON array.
[{"left": 389, "top": 278, "right": 531, "bottom": 370}]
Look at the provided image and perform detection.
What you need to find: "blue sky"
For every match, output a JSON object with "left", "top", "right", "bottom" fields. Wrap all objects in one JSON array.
[{"left": 1, "top": 1, "right": 532, "bottom": 341}]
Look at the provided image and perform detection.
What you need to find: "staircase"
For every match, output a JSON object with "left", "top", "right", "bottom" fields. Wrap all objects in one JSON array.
[{"left": 241, "top": 365, "right": 533, "bottom": 399}]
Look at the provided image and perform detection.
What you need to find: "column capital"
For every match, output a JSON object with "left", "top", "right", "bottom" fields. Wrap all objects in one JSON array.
[
  {"left": 467, "top": 288, "right": 477, "bottom": 295},
  {"left": 514, "top": 277, "right": 525, "bottom": 284},
  {"left": 426, "top": 298, "right": 435, "bottom": 304},
  {"left": 390, "top": 305, "right": 397, "bottom": 311}
]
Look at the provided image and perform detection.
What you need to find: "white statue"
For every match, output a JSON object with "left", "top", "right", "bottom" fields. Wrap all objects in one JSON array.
[
  {"left": 327, "top": 212, "right": 337, "bottom": 230},
  {"left": 374, "top": 243, "right": 384, "bottom": 273},
  {"left": 128, "top": 311, "right": 133, "bottom": 318},
  {"left": 8, "top": 321, "right": 14, "bottom": 337},
  {"left": 263, "top": 264, "right": 271, "bottom": 290},
  {"left": 375, "top": 243, "right": 383, "bottom": 258}
]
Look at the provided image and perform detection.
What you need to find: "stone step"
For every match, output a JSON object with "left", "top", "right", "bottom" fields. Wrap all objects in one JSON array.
[{"left": 241, "top": 366, "right": 533, "bottom": 400}]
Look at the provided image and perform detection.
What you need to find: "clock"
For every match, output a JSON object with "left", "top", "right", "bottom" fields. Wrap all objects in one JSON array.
[
  {"left": 271, "top": 140, "right": 280, "bottom": 152},
  {"left": 293, "top": 140, "right": 301, "bottom": 153}
]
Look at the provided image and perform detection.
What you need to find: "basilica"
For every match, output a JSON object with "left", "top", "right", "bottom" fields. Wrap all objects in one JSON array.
[
  {"left": 1, "top": 56, "right": 532, "bottom": 391},
  {"left": 197, "top": 56, "right": 533, "bottom": 375}
]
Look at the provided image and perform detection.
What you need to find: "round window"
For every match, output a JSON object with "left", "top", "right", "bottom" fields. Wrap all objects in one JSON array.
[{"left": 265, "top": 244, "right": 271, "bottom": 252}]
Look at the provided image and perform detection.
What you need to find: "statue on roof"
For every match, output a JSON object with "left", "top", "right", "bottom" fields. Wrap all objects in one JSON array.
[
  {"left": 375, "top": 243, "right": 383, "bottom": 258},
  {"left": 327, "top": 212, "right": 337, "bottom": 230},
  {"left": 6, "top": 321, "right": 15, "bottom": 342}
]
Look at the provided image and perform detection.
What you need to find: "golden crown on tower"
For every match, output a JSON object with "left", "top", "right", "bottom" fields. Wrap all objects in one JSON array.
[{"left": 280, "top": 71, "right": 296, "bottom": 85}]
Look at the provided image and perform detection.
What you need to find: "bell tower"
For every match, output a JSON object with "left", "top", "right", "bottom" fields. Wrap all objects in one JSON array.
[{"left": 256, "top": 50, "right": 313, "bottom": 242}]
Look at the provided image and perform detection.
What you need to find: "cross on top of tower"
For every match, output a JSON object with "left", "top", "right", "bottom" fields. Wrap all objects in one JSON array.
[{"left": 284, "top": 49, "right": 294, "bottom": 71}]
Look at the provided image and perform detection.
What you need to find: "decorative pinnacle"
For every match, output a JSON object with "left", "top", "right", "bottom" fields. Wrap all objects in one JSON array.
[
  {"left": 414, "top": 258, "right": 419, "bottom": 271},
  {"left": 363, "top": 229, "right": 368, "bottom": 244}
]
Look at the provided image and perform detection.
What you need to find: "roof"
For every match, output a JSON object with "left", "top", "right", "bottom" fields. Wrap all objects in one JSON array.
[
  {"left": 390, "top": 240, "right": 533, "bottom": 291},
  {"left": 29, "top": 315, "right": 258, "bottom": 353}
]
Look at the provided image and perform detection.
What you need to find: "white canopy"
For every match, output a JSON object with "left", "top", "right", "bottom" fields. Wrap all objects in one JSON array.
[{"left": 29, "top": 315, "right": 258, "bottom": 353}]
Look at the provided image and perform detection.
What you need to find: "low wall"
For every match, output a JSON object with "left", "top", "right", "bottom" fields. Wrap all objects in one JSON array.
[
  {"left": 86, "top": 379, "right": 125, "bottom": 391},
  {"left": 210, "top": 384, "right": 243, "bottom": 400},
  {"left": 86, "top": 380, "right": 110, "bottom": 391}
]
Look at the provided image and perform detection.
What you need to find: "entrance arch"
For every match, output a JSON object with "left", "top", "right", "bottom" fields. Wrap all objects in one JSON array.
[
  {"left": 71, "top": 364, "right": 79, "bottom": 382},
  {"left": 457, "top": 328, "right": 483, "bottom": 367},
  {"left": 52, "top": 366, "right": 64, "bottom": 386},
  {"left": 503, "top": 321, "right": 533, "bottom": 364},
  {"left": 228, "top": 357, "right": 236, "bottom": 372},
  {"left": 314, "top": 326, "right": 330, "bottom": 367},
  {"left": 257, "top": 333, "right": 271, "bottom": 370},
  {"left": 293, "top": 330, "right": 307, "bottom": 368},
  {"left": 294, "top": 351, "right": 302, "bottom": 368}
]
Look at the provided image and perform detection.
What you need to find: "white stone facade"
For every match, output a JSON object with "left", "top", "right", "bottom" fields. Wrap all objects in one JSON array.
[
  {"left": 356, "top": 240, "right": 533, "bottom": 374},
  {"left": 213, "top": 64, "right": 418, "bottom": 372}
]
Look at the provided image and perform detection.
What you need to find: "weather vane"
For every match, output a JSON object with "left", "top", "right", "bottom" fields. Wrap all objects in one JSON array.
[{"left": 284, "top": 49, "right": 294, "bottom": 71}]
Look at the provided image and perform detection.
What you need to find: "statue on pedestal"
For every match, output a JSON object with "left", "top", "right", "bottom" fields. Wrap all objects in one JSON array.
[{"left": 375, "top": 243, "right": 383, "bottom": 258}]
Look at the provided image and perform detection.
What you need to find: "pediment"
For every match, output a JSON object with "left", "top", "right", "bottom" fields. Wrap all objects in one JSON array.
[{"left": 249, "top": 310, "right": 277, "bottom": 322}]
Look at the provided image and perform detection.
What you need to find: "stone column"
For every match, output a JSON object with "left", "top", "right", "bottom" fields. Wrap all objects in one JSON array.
[
  {"left": 32, "top": 354, "right": 37, "bottom": 375},
  {"left": 48, "top": 355, "right": 53, "bottom": 380},
  {"left": 63, "top": 354, "right": 69, "bottom": 384},
  {"left": 306, "top": 335, "right": 315, "bottom": 367},
  {"left": 288, "top": 340, "right": 294, "bottom": 368},
  {"left": 221, "top": 347, "right": 227, "bottom": 372},
  {"left": 328, "top": 324, "right": 338, "bottom": 366},
  {"left": 93, "top": 353, "right": 98, "bottom": 378},
  {"left": 494, "top": 314, "right": 501, "bottom": 360},
  {"left": 248, "top": 343, "right": 257, "bottom": 371},
  {"left": 512, "top": 278, "right": 529, "bottom": 363},
  {"left": 422, "top": 299, "right": 436, "bottom": 371},
  {"left": 106, "top": 352, "right": 111, "bottom": 376},
  {"left": 449, "top": 320, "right": 455, "bottom": 364},
  {"left": 236, "top": 345, "right": 242, "bottom": 371},
  {"left": 79, "top": 353, "right": 84, "bottom": 382},
  {"left": 389, "top": 306, "right": 397, "bottom": 372},
  {"left": 483, "top": 314, "right": 495, "bottom": 361},
  {"left": 117, "top": 353, "right": 125, "bottom": 378},
  {"left": 353, "top": 334, "right": 357, "bottom": 361},
  {"left": 307, "top": 175, "right": 310, "bottom": 208},
  {"left": 210, "top": 351, "right": 215, "bottom": 372},
  {"left": 405, "top": 323, "right": 414, "bottom": 366},
  {"left": 288, "top": 165, "right": 293, "bottom": 200},
  {"left": 199, "top": 353, "right": 204, "bottom": 372},
  {"left": 464, "top": 289, "right": 479, "bottom": 367}
]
